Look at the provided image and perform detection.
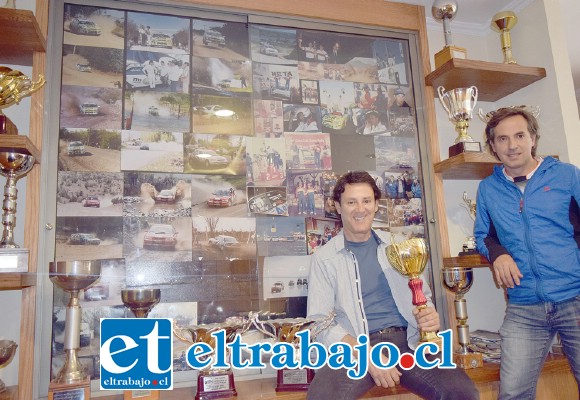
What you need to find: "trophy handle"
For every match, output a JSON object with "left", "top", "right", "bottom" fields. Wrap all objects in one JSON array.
[
  {"left": 477, "top": 108, "right": 488, "bottom": 123},
  {"left": 470, "top": 86, "right": 478, "bottom": 106},
  {"left": 436, "top": 86, "right": 451, "bottom": 115},
  {"left": 15, "top": 75, "right": 46, "bottom": 103}
]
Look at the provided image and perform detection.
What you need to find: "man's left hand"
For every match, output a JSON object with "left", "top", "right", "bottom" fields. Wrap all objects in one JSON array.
[{"left": 412, "top": 306, "right": 440, "bottom": 332}]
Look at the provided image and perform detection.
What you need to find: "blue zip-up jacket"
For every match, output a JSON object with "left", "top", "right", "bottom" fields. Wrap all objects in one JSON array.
[{"left": 474, "top": 156, "right": 580, "bottom": 304}]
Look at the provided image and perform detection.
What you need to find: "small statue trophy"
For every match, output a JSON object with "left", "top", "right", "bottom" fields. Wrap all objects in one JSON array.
[
  {"left": 49, "top": 260, "right": 102, "bottom": 400},
  {"left": 442, "top": 267, "right": 483, "bottom": 369},
  {"left": 459, "top": 191, "right": 478, "bottom": 256},
  {"left": 121, "top": 288, "right": 161, "bottom": 400},
  {"left": 432, "top": 0, "right": 467, "bottom": 68}
]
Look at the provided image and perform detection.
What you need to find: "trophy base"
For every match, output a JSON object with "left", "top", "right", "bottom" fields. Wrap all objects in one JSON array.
[
  {"left": 275, "top": 368, "right": 315, "bottom": 392},
  {"left": 48, "top": 378, "right": 91, "bottom": 400},
  {"left": 124, "top": 389, "right": 160, "bottom": 399},
  {"left": 0, "top": 248, "right": 29, "bottom": 273},
  {"left": 449, "top": 141, "right": 482, "bottom": 158},
  {"left": 0, "top": 114, "right": 18, "bottom": 135},
  {"left": 434, "top": 45, "right": 467, "bottom": 69},
  {"left": 458, "top": 249, "right": 479, "bottom": 257},
  {"left": 454, "top": 351, "right": 484, "bottom": 369},
  {"left": 196, "top": 370, "right": 237, "bottom": 400}
]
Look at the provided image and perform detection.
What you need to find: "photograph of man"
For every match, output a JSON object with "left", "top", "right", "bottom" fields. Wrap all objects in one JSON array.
[
  {"left": 388, "top": 87, "right": 412, "bottom": 116},
  {"left": 474, "top": 107, "right": 580, "bottom": 399},
  {"left": 306, "top": 171, "right": 479, "bottom": 400},
  {"left": 361, "top": 110, "right": 388, "bottom": 135}
]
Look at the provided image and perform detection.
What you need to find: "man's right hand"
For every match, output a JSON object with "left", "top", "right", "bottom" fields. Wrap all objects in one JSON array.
[
  {"left": 492, "top": 254, "right": 523, "bottom": 288},
  {"left": 368, "top": 351, "right": 402, "bottom": 388}
]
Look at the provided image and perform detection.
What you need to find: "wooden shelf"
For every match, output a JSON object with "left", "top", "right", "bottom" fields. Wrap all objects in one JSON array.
[
  {"left": 0, "top": 9, "right": 46, "bottom": 66},
  {"left": 443, "top": 254, "right": 491, "bottom": 269},
  {"left": 0, "top": 135, "right": 41, "bottom": 163},
  {"left": 425, "top": 58, "right": 546, "bottom": 102},
  {"left": 0, "top": 272, "right": 36, "bottom": 290},
  {"left": 434, "top": 152, "right": 499, "bottom": 180}
]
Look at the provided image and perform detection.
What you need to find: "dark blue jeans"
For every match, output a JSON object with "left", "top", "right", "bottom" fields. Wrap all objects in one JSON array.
[{"left": 306, "top": 329, "right": 479, "bottom": 400}]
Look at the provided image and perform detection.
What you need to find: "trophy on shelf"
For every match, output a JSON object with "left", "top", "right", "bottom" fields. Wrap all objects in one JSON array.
[
  {"left": 478, "top": 105, "right": 540, "bottom": 124},
  {"left": 442, "top": 267, "right": 483, "bottom": 369},
  {"left": 174, "top": 318, "right": 248, "bottom": 400},
  {"left": 0, "top": 340, "right": 17, "bottom": 393},
  {"left": 0, "top": 66, "right": 45, "bottom": 272},
  {"left": 437, "top": 85, "right": 482, "bottom": 158},
  {"left": 255, "top": 313, "right": 334, "bottom": 392},
  {"left": 0, "top": 66, "right": 46, "bottom": 135},
  {"left": 432, "top": 0, "right": 467, "bottom": 69},
  {"left": 386, "top": 238, "right": 441, "bottom": 347},
  {"left": 459, "top": 191, "right": 478, "bottom": 256},
  {"left": 491, "top": 11, "right": 518, "bottom": 64},
  {"left": 49, "top": 260, "right": 102, "bottom": 400},
  {"left": 121, "top": 288, "right": 161, "bottom": 400}
]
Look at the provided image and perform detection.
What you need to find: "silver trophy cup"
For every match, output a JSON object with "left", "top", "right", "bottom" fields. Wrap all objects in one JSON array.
[
  {"left": 0, "top": 340, "right": 17, "bottom": 392},
  {"left": 437, "top": 85, "right": 478, "bottom": 144},
  {"left": 442, "top": 267, "right": 483, "bottom": 368},
  {"left": 49, "top": 260, "right": 101, "bottom": 384}
]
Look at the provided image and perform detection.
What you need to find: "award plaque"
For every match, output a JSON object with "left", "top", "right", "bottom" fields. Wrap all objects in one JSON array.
[
  {"left": 49, "top": 260, "right": 102, "bottom": 400},
  {"left": 432, "top": 0, "right": 467, "bottom": 69},
  {"left": 442, "top": 267, "right": 483, "bottom": 369}
]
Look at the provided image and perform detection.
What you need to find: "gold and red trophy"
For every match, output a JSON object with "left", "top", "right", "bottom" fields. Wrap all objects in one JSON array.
[{"left": 386, "top": 238, "right": 441, "bottom": 347}]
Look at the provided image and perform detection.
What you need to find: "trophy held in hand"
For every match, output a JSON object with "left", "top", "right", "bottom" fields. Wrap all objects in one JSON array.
[{"left": 386, "top": 238, "right": 441, "bottom": 348}]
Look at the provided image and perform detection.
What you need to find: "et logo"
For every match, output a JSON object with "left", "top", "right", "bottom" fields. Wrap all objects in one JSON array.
[{"left": 100, "top": 318, "right": 173, "bottom": 391}]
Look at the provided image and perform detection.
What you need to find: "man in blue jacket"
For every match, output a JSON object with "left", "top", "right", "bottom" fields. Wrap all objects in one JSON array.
[{"left": 474, "top": 107, "right": 580, "bottom": 399}]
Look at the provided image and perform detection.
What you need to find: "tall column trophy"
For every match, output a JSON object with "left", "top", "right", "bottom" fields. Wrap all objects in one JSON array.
[
  {"left": 432, "top": 0, "right": 467, "bottom": 69},
  {"left": 491, "top": 11, "right": 518, "bottom": 64},
  {"left": 442, "top": 267, "right": 483, "bottom": 369},
  {"left": 386, "top": 238, "right": 441, "bottom": 347},
  {"left": 0, "top": 66, "right": 45, "bottom": 272},
  {"left": 121, "top": 288, "right": 161, "bottom": 400},
  {"left": 174, "top": 318, "right": 248, "bottom": 400},
  {"left": 255, "top": 313, "right": 334, "bottom": 392},
  {"left": 437, "top": 85, "right": 482, "bottom": 158},
  {"left": 0, "top": 340, "right": 17, "bottom": 393},
  {"left": 49, "top": 260, "right": 102, "bottom": 400}
]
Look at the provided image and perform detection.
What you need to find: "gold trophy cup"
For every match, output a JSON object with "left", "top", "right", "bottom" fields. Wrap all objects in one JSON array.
[
  {"left": 432, "top": 0, "right": 467, "bottom": 68},
  {"left": 386, "top": 238, "right": 441, "bottom": 347},
  {"left": 121, "top": 288, "right": 162, "bottom": 400},
  {"left": 49, "top": 260, "right": 102, "bottom": 400},
  {"left": 437, "top": 85, "right": 482, "bottom": 158},
  {"left": 0, "top": 340, "right": 17, "bottom": 393},
  {"left": 0, "top": 66, "right": 46, "bottom": 134},
  {"left": 174, "top": 319, "right": 247, "bottom": 400},
  {"left": 442, "top": 267, "right": 483, "bottom": 369},
  {"left": 257, "top": 313, "right": 334, "bottom": 392},
  {"left": 491, "top": 11, "right": 518, "bottom": 64}
]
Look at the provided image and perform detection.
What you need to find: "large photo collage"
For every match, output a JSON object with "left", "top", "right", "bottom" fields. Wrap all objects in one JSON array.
[{"left": 52, "top": 3, "right": 426, "bottom": 379}]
